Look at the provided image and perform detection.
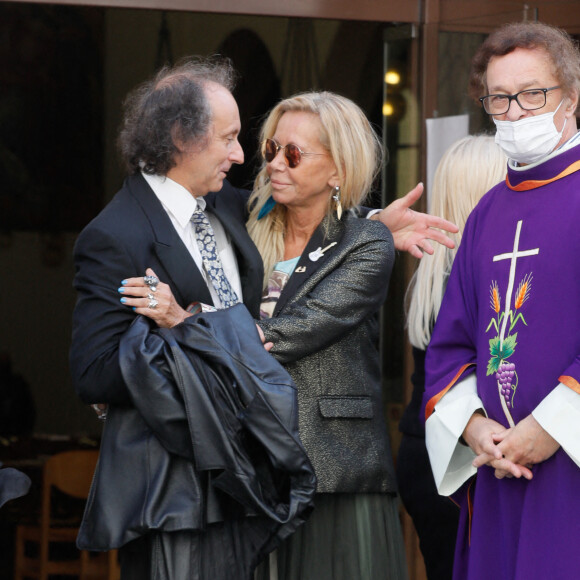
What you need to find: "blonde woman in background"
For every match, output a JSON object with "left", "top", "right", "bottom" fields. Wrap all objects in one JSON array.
[{"left": 396, "top": 135, "right": 507, "bottom": 580}]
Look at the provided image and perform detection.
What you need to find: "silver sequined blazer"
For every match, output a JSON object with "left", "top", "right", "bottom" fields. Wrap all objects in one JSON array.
[{"left": 259, "top": 212, "right": 397, "bottom": 494}]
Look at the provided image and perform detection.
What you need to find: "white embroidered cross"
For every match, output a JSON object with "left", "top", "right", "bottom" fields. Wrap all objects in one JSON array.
[{"left": 493, "top": 220, "right": 539, "bottom": 347}]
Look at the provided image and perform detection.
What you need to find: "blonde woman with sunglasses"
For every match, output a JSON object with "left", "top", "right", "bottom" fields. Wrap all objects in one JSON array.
[{"left": 250, "top": 91, "right": 407, "bottom": 580}]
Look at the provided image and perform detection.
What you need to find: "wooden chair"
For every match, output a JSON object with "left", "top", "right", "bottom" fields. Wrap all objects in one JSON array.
[{"left": 13, "top": 449, "right": 119, "bottom": 580}]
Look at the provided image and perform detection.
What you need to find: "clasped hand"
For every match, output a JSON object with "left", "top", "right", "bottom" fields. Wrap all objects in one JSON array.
[{"left": 463, "top": 413, "right": 560, "bottom": 480}]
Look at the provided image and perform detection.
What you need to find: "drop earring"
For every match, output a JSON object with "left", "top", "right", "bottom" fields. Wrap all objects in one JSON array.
[{"left": 332, "top": 185, "right": 343, "bottom": 220}]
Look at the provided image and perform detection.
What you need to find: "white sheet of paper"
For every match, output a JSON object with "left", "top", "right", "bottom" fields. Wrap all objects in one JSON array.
[{"left": 426, "top": 114, "right": 469, "bottom": 213}]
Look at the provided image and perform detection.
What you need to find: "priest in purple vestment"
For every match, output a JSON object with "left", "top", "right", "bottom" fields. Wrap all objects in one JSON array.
[{"left": 423, "top": 22, "right": 580, "bottom": 580}]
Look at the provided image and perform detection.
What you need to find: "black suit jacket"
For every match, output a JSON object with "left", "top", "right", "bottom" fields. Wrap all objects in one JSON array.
[{"left": 70, "top": 173, "right": 263, "bottom": 405}]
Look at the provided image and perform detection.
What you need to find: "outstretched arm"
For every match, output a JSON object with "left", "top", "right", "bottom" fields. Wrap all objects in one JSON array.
[{"left": 371, "top": 183, "right": 459, "bottom": 258}]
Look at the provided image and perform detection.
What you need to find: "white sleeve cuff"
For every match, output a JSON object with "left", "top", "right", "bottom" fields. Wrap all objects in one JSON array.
[
  {"left": 532, "top": 382, "right": 580, "bottom": 468},
  {"left": 366, "top": 209, "right": 381, "bottom": 219},
  {"left": 425, "top": 374, "right": 483, "bottom": 496}
]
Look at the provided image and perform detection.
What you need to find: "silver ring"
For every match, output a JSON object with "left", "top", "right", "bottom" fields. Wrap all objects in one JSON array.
[
  {"left": 144, "top": 275, "right": 159, "bottom": 287},
  {"left": 92, "top": 404, "right": 108, "bottom": 422},
  {"left": 148, "top": 298, "right": 158, "bottom": 309},
  {"left": 149, "top": 285, "right": 157, "bottom": 293},
  {"left": 147, "top": 293, "right": 154, "bottom": 300}
]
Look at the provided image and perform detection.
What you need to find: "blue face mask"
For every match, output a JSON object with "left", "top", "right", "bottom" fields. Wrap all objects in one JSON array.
[{"left": 493, "top": 99, "right": 566, "bottom": 164}]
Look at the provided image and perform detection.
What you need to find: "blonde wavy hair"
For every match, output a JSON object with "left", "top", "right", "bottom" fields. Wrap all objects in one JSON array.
[
  {"left": 247, "top": 91, "right": 384, "bottom": 287},
  {"left": 406, "top": 135, "right": 507, "bottom": 349}
]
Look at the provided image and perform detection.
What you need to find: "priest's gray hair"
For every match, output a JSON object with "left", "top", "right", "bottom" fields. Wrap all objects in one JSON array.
[{"left": 469, "top": 22, "right": 580, "bottom": 106}]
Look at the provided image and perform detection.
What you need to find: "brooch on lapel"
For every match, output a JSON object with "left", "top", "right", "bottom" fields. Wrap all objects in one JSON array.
[{"left": 308, "top": 242, "right": 337, "bottom": 262}]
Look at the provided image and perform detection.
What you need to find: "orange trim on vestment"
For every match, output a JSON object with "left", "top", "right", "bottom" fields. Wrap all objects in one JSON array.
[
  {"left": 559, "top": 375, "right": 580, "bottom": 395},
  {"left": 425, "top": 363, "right": 476, "bottom": 420},
  {"left": 506, "top": 159, "right": 580, "bottom": 191}
]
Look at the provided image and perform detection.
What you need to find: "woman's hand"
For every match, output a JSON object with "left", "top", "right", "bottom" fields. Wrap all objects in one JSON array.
[
  {"left": 256, "top": 324, "right": 273, "bottom": 352},
  {"left": 118, "top": 268, "right": 191, "bottom": 328},
  {"left": 372, "top": 183, "right": 459, "bottom": 258}
]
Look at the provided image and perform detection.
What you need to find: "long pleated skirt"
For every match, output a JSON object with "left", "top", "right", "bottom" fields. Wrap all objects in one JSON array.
[{"left": 255, "top": 493, "right": 408, "bottom": 580}]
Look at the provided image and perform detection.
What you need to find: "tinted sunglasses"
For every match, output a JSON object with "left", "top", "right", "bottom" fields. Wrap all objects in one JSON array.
[{"left": 262, "top": 138, "right": 325, "bottom": 168}]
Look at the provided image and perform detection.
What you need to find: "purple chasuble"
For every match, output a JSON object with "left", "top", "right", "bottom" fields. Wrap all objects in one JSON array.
[{"left": 423, "top": 142, "right": 580, "bottom": 580}]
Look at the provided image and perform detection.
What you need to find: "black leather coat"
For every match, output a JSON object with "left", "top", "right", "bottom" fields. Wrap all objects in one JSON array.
[{"left": 77, "top": 305, "right": 315, "bottom": 557}]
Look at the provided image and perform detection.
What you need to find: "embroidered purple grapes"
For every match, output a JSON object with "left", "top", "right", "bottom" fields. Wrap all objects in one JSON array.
[
  {"left": 486, "top": 274, "right": 531, "bottom": 417},
  {"left": 495, "top": 361, "right": 517, "bottom": 408}
]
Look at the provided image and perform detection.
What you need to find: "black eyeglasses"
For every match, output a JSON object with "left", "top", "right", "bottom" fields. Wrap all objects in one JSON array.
[
  {"left": 262, "top": 138, "right": 325, "bottom": 168},
  {"left": 479, "top": 86, "right": 560, "bottom": 115}
]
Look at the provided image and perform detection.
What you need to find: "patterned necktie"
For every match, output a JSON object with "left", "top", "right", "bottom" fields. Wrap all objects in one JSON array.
[{"left": 191, "top": 207, "right": 239, "bottom": 308}]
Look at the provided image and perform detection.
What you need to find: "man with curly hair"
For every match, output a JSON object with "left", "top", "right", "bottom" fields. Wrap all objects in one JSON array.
[{"left": 70, "top": 56, "right": 457, "bottom": 578}]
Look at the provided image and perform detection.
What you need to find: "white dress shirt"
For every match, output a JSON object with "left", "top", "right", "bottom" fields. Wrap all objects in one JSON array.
[{"left": 142, "top": 172, "right": 243, "bottom": 308}]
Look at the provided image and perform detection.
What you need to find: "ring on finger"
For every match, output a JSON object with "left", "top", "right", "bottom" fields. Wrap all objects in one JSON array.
[
  {"left": 148, "top": 298, "right": 158, "bottom": 309},
  {"left": 92, "top": 404, "right": 108, "bottom": 421},
  {"left": 149, "top": 285, "right": 157, "bottom": 293},
  {"left": 147, "top": 293, "right": 154, "bottom": 300},
  {"left": 144, "top": 275, "right": 159, "bottom": 287}
]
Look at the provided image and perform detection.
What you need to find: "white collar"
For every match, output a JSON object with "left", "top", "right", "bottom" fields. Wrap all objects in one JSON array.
[
  {"left": 508, "top": 130, "right": 580, "bottom": 172},
  {"left": 141, "top": 172, "right": 206, "bottom": 227}
]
